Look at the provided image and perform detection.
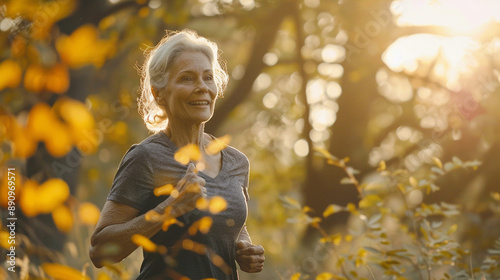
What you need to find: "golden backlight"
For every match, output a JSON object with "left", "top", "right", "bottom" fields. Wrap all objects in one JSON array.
[{"left": 392, "top": 0, "right": 500, "bottom": 33}]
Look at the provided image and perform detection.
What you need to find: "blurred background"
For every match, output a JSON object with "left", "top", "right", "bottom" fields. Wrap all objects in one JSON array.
[{"left": 1, "top": 0, "right": 500, "bottom": 279}]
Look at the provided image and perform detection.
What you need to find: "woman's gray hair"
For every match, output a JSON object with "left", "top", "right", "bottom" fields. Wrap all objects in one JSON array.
[{"left": 138, "top": 29, "right": 229, "bottom": 133}]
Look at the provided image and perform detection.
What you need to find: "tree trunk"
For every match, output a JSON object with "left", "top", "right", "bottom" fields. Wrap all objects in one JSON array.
[{"left": 302, "top": 0, "right": 393, "bottom": 241}]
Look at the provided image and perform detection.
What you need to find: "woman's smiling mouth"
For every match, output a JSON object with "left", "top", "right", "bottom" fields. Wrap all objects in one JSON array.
[{"left": 189, "top": 100, "right": 210, "bottom": 106}]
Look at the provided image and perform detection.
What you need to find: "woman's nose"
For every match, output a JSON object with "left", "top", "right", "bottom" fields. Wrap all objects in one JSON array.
[{"left": 195, "top": 78, "right": 209, "bottom": 92}]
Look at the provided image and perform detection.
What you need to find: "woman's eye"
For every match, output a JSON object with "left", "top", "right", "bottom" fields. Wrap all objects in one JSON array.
[
  {"left": 181, "top": 76, "right": 193, "bottom": 81},
  {"left": 205, "top": 75, "right": 214, "bottom": 81}
]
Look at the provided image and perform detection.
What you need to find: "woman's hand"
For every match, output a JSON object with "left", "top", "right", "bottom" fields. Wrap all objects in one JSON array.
[
  {"left": 169, "top": 163, "right": 207, "bottom": 215},
  {"left": 236, "top": 240, "right": 265, "bottom": 273}
]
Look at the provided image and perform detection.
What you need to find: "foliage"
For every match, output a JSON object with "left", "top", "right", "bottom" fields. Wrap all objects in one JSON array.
[
  {"left": 1, "top": 0, "right": 500, "bottom": 279},
  {"left": 281, "top": 148, "right": 500, "bottom": 279}
]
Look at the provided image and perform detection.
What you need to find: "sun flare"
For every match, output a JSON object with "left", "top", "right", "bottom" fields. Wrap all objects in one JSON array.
[{"left": 391, "top": 0, "right": 500, "bottom": 34}]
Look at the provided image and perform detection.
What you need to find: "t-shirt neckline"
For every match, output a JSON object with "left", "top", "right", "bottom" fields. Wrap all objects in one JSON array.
[{"left": 159, "top": 131, "right": 224, "bottom": 180}]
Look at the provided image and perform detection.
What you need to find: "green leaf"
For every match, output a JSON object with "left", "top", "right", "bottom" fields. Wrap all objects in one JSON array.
[
  {"left": 280, "top": 195, "right": 302, "bottom": 210},
  {"left": 363, "top": 246, "right": 382, "bottom": 254},
  {"left": 487, "top": 249, "right": 500, "bottom": 255},
  {"left": 431, "top": 166, "right": 444, "bottom": 175},
  {"left": 452, "top": 156, "right": 463, "bottom": 165},
  {"left": 444, "top": 162, "right": 454, "bottom": 171}
]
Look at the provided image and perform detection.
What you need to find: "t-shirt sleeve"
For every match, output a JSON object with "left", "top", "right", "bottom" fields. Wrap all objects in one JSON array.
[
  {"left": 242, "top": 155, "right": 250, "bottom": 201},
  {"left": 107, "top": 145, "right": 155, "bottom": 211}
]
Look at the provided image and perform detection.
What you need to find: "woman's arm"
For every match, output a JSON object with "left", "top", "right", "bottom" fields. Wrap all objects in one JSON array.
[
  {"left": 90, "top": 163, "right": 206, "bottom": 268},
  {"left": 89, "top": 198, "right": 173, "bottom": 267},
  {"left": 90, "top": 201, "right": 155, "bottom": 267},
  {"left": 235, "top": 226, "right": 265, "bottom": 273}
]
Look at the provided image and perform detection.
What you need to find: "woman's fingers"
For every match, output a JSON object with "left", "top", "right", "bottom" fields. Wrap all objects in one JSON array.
[
  {"left": 237, "top": 253, "right": 265, "bottom": 263},
  {"left": 237, "top": 244, "right": 265, "bottom": 255},
  {"left": 236, "top": 243, "right": 265, "bottom": 273},
  {"left": 239, "top": 256, "right": 264, "bottom": 273}
]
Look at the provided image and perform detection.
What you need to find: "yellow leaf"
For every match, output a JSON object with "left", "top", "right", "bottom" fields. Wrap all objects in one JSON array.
[
  {"left": 37, "top": 178, "right": 70, "bottom": 214},
  {"left": 0, "top": 59, "right": 22, "bottom": 90},
  {"left": 174, "top": 144, "right": 201, "bottom": 165},
  {"left": 323, "top": 204, "right": 344, "bottom": 218},
  {"left": 154, "top": 184, "right": 174, "bottom": 196},
  {"left": 302, "top": 206, "right": 313, "bottom": 213},
  {"left": 3, "top": 113, "right": 36, "bottom": 158},
  {"left": 56, "top": 24, "right": 116, "bottom": 68},
  {"left": 97, "top": 272, "right": 112, "bottom": 280},
  {"left": 41, "top": 263, "right": 90, "bottom": 280},
  {"left": 52, "top": 205, "right": 73, "bottom": 233},
  {"left": 23, "top": 63, "right": 69, "bottom": 94},
  {"left": 56, "top": 98, "right": 94, "bottom": 130},
  {"left": 316, "top": 272, "right": 333, "bottom": 280},
  {"left": 11, "top": 35, "right": 26, "bottom": 57},
  {"left": 145, "top": 210, "right": 162, "bottom": 222},
  {"left": 46, "top": 64, "right": 70, "bottom": 94},
  {"left": 447, "top": 224, "right": 458, "bottom": 235},
  {"left": 320, "top": 233, "right": 342, "bottom": 245},
  {"left": 131, "top": 234, "right": 157, "bottom": 252},
  {"left": 0, "top": 114, "right": 17, "bottom": 140},
  {"left": 309, "top": 217, "right": 322, "bottom": 228},
  {"left": 44, "top": 122, "right": 73, "bottom": 157},
  {"left": 409, "top": 176, "right": 418, "bottom": 187},
  {"left": 162, "top": 217, "right": 184, "bottom": 232},
  {"left": 206, "top": 135, "right": 232, "bottom": 155},
  {"left": 377, "top": 160, "right": 386, "bottom": 172},
  {"left": 211, "top": 256, "right": 226, "bottom": 270},
  {"left": 189, "top": 217, "right": 213, "bottom": 235},
  {"left": 491, "top": 192, "right": 500, "bottom": 201},
  {"left": 196, "top": 197, "right": 209, "bottom": 211},
  {"left": 291, "top": 273, "right": 301, "bottom": 280},
  {"left": 346, "top": 203, "right": 357, "bottom": 214},
  {"left": 5, "top": 0, "right": 76, "bottom": 39},
  {"left": 0, "top": 166, "right": 23, "bottom": 209},
  {"left": 357, "top": 248, "right": 367, "bottom": 258},
  {"left": 20, "top": 179, "right": 39, "bottom": 217},
  {"left": 24, "top": 64, "right": 45, "bottom": 93},
  {"left": 0, "top": 230, "right": 10, "bottom": 249},
  {"left": 12, "top": 126, "right": 37, "bottom": 158},
  {"left": 182, "top": 239, "right": 207, "bottom": 255},
  {"left": 359, "top": 194, "right": 382, "bottom": 208},
  {"left": 432, "top": 157, "right": 443, "bottom": 169},
  {"left": 55, "top": 98, "right": 96, "bottom": 152},
  {"left": 208, "top": 196, "right": 227, "bottom": 214},
  {"left": 78, "top": 202, "right": 100, "bottom": 226},
  {"left": 27, "top": 102, "right": 58, "bottom": 141}
]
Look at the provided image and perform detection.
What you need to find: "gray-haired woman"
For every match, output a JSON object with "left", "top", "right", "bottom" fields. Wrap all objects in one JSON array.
[{"left": 89, "top": 29, "right": 264, "bottom": 280}]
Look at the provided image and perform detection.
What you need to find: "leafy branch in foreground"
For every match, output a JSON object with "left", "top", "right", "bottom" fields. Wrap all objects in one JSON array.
[{"left": 282, "top": 147, "right": 500, "bottom": 280}]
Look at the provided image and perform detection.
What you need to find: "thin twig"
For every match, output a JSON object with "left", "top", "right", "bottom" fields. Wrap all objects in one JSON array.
[{"left": 366, "top": 264, "right": 376, "bottom": 280}]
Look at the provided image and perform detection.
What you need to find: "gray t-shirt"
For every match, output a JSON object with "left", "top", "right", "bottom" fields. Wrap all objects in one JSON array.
[{"left": 108, "top": 132, "right": 249, "bottom": 280}]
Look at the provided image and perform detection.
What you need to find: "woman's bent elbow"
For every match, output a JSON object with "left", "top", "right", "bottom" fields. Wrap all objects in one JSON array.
[
  {"left": 89, "top": 238, "right": 131, "bottom": 268},
  {"left": 89, "top": 237, "right": 124, "bottom": 268},
  {"left": 89, "top": 245, "right": 104, "bottom": 268}
]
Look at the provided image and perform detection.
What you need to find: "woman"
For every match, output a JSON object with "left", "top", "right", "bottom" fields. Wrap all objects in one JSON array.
[{"left": 89, "top": 29, "right": 264, "bottom": 280}]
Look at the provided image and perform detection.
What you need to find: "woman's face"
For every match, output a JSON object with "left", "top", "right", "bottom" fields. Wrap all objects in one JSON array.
[{"left": 161, "top": 51, "right": 218, "bottom": 126}]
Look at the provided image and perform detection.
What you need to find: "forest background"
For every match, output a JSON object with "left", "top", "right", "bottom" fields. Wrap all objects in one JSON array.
[{"left": 1, "top": 0, "right": 500, "bottom": 279}]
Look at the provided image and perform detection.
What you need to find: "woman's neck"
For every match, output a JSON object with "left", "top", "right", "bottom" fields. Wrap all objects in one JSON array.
[{"left": 165, "top": 122, "right": 206, "bottom": 149}]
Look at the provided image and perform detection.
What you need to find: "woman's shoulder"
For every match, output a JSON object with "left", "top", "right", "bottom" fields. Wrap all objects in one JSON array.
[
  {"left": 220, "top": 143, "right": 249, "bottom": 169},
  {"left": 123, "top": 133, "right": 172, "bottom": 159},
  {"left": 138, "top": 132, "right": 172, "bottom": 150}
]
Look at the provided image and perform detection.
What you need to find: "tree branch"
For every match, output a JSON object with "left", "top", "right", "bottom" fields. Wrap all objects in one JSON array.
[{"left": 205, "top": 0, "right": 297, "bottom": 133}]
